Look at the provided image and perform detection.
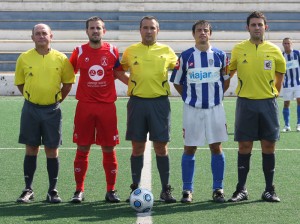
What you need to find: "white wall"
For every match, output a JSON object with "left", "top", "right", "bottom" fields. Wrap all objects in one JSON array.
[{"left": 0, "top": 73, "right": 238, "bottom": 97}]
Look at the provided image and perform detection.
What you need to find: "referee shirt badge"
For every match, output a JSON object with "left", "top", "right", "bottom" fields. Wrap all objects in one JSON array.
[{"left": 264, "top": 60, "right": 272, "bottom": 70}]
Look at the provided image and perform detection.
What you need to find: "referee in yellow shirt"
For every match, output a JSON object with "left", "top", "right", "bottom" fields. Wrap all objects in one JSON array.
[
  {"left": 227, "top": 11, "right": 286, "bottom": 203},
  {"left": 120, "top": 16, "right": 177, "bottom": 203},
  {"left": 14, "top": 24, "right": 75, "bottom": 203}
]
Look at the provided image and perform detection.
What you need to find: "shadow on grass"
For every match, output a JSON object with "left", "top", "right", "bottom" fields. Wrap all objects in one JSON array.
[
  {"left": 151, "top": 198, "right": 265, "bottom": 214},
  {"left": 0, "top": 200, "right": 134, "bottom": 222},
  {"left": 0, "top": 198, "right": 266, "bottom": 222}
]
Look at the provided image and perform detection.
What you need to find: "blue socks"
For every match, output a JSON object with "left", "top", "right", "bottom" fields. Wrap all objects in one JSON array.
[
  {"left": 283, "top": 106, "right": 300, "bottom": 126},
  {"left": 283, "top": 107, "right": 290, "bottom": 126},
  {"left": 181, "top": 153, "right": 195, "bottom": 191},
  {"left": 182, "top": 153, "right": 226, "bottom": 191},
  {"left": 211, "top": 152, "right": 225, "bottom": 190}
]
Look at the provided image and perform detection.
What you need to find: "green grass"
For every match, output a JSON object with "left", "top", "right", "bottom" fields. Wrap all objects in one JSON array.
[{"left": 0, "top": 96, "right": 299, "bottom": 223}]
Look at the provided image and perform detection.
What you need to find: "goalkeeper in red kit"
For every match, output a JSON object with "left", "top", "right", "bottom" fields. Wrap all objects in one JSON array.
[{"left": 69, "top": 16, "right": 128, "bottom": 203}]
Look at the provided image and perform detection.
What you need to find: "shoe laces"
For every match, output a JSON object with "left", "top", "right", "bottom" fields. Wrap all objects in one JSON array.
[
  {"left": 20, "top": 189, "right": 32, "bottom": 197},
  {"left": 74, "top": 191, "right": 82, "bottom": 196},
  {"left": 164, "top": 185, "right": 174, "bottom": 195},
  {"left": 183, "top": 192, "right": 189, "bottom": 197},
  {"left": 214, "top": 190, "right": 224, "bottom": 198},
  {"left": 49, "top": 189, "right": 59, "bottom": 197},
  {"left": 109, "top": 190, "right": 118, "bottom": 195},
  {"left": 182, "top": 191, "right": 191, "bottom": 198},
  {"left": 232, "top": 190, "right": 243, "bottom": 197}
]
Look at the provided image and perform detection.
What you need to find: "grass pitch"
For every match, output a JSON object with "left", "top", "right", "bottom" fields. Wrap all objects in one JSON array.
[{"left": 0, "top": 96, "right": 299, "bottom": 224}]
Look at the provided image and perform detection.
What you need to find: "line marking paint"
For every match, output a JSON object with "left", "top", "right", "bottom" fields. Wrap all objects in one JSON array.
[{"left": 136, "top": 134, "right": 153, "bottom": 224}]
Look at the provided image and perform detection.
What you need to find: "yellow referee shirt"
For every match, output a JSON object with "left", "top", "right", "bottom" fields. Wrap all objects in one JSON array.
[
  {"left": 15, "top": 49, "right": 75, "bottom": 105},
  {"left": 121, "top": 42, "right": 177, "bottom": 98},
  {"left": 229, "top": 40, "right": 286, "bottom": 99}
]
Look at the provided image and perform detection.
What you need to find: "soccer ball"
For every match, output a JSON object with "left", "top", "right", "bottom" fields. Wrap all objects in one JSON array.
[{"left": 129, "top": 188, "right": 154, "bottom": 213}]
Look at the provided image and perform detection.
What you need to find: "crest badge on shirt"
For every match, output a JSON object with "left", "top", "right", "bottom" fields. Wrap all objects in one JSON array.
[
  {"left": 101, "top": 56, "right": 108, "bottom": 66},
  {"left": 174, "top": 59, "right": 180, "bottom": 70},
  {"left": 264, "top": 60, "right": 272, "bottom": 70},
  {"left": 209, "top": 59, "right": 214, "bottom": 66}
]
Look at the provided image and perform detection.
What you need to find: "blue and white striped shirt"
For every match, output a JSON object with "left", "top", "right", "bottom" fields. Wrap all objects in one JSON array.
[
  {"left": 170, "top": 46, "right": 228, "bottom": 109},
  {"left": 282, "top": 49, "right": 300, "bottom": 88}
]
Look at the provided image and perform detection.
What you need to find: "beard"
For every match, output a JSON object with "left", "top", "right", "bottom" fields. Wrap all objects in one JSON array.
[
  {"left": 89, "top": 38, "right": 101, "bottom": 44},
  {"left": 251, "top": 33, "right": 264, "bottom": 42},
  {"left": 89, "top": 35, "right": 101, "bottom": 44}
]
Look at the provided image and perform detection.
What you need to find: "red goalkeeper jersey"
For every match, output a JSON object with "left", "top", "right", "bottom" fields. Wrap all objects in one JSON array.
[{"left": 70, "top": 42, "right": 122, "bottom": 103}]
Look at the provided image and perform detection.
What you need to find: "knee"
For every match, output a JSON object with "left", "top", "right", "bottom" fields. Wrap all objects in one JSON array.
[
  {"left": 184, "top": 146, "right": 197, "bottom": 155},
  {"left": 154, "top": 146, "right": 168, "bottom": 156},
  {"left": 77, "top": 145, "right": 91, "bottom": 152},
  {"left": 25, "top": 145, "right": 39, "bottom": 156},
  {"left": 210, "top": 148, "right": 223, "bottom": 155},
  {"left": 238, "top": 142, "right": 253, "bottom": 154},
  {"left": 132, "top": 145, "right": 146, "bottom": 157},
  {"left": 209, "top": 143, "right": 222, "bottom": 155},
  {"left": 45, "top": 148, "right": 59, "bottom": 158}
]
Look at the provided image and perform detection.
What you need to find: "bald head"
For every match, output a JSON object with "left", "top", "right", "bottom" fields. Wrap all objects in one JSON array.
[
  {"left": 32, "top": 23, "right": 52, "bottom": 35},
  {"left": 31, "top": 23, "right": 53, "bottom": 51}
]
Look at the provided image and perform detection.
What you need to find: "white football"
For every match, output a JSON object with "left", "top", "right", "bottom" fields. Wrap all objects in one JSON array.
[{"left": 129, "top": 188, "right": 154, "bottom": 213}]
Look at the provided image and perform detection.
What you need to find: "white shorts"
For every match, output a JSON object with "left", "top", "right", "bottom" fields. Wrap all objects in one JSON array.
[
  {"left": 281, "top": 87, "right": 300, "bottom": 101},
  {"left": 183, "top": 103, "right": 228, "bottom": 147}
]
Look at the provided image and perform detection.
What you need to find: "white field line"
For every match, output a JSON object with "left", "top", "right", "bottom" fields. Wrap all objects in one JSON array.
[
  {"left": 1, "top": 139, "right": 155, "bottom": 223},
  {"left": 140, "top": 136, "right": 152, "bottom": 190},
  {"left": 168, "top": 147, "right": 300, "bottom": 151},
  {"left": 136, "top": 135, "right": 153, "bottom": 224},
  {"left": 1, "top": 144, "right": 298, "bottom": 223}
]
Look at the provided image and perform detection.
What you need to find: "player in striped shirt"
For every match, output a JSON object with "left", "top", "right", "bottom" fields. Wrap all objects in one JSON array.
[
  {"left": 281, "top": 37, "right": 300, "bottom": 132},
  {"left": 170, "top": 20, "right": 230, "bottom": 203}
]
